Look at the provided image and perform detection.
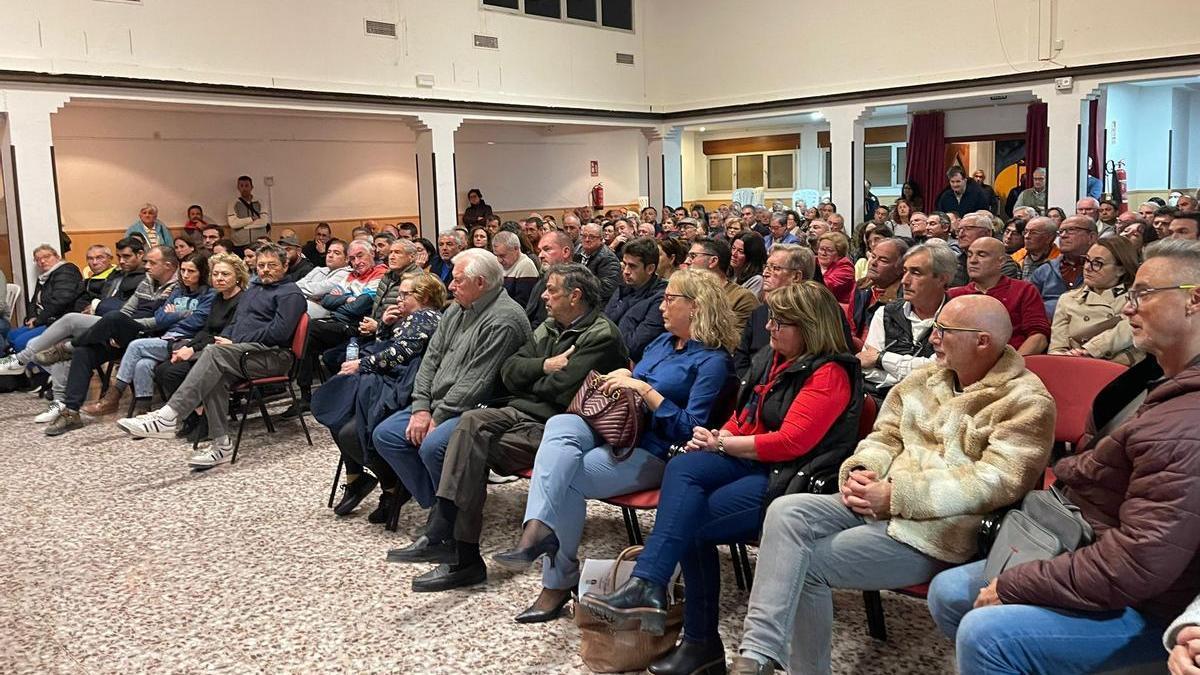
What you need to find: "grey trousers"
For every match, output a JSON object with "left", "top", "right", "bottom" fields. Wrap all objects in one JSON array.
[
  {"left": 166, "top": 343, "right": 292, "bottom": 439},
  {"left": 436, "top": 406, "right": 544, "bottom": 544},
  {"left": 21, "top": 312, "right": 102, "bottom": 400},
  {"left": 739, "top": 493, "right": 949, "bottom": 675}
]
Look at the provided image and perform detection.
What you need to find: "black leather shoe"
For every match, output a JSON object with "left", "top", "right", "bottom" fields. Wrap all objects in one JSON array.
[
  {"left": 411, "top": 559, "right": 487, "bottom": 593},
  {"left": 514, "top": 589, "right": 572, "bottom": 624},
  {"left": 386, "top": 535, "right": 457, "bottom": 564},
  {"left": 491, "top": 531, "right": 559, "bottom": 571},
  {"left": 649, "top": 639, "right": 727, "bottom": 675},
  {"left": 333, "top": 474, "right": 378, "bottom": 516},
  {"left": 368, "top": 489, "right": 410, "bottom": 524},
  {"left": 279, "top": 401, "right": 309, "bottom": 419},
  {"left": 578, "top": 577, "right": 669, "bottom": 635}
]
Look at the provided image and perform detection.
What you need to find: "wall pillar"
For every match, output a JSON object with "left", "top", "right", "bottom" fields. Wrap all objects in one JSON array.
[
  {"left": 1039, "top": 86, "right": 1089, "bottom": 209},
  {"left": 410, "top": 113, "right": 463, "bottom": 237},
  {"left": 643, "top": 126, "right": 682, "bottom": 212},
  {"left": 823, "top": 105, "right": 866, "bottom": 224}
]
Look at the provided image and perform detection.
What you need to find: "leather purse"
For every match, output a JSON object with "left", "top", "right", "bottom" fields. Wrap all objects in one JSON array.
[
  {"left": 983, "top": 485, "right": 1095, "bottom": 581},
  {"left": 567, "top": 370, "right": 647, "bottom": 460}
]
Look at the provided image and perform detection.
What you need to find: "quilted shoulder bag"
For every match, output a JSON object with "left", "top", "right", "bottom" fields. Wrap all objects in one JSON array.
[
  {"left": 983, "top": 485, "right": 1095, "bottom": 581},
  {"left": 567, "top": 370, "right": 647, "bottom": 460}
]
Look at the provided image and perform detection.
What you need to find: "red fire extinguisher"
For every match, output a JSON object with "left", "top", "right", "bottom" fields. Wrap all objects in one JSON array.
[
  {"left": 1108, "top": 160, "right": 1128, "bottom": 212},
  {"left": 591, "top": 183, "right": 605, "bottom": 212}
]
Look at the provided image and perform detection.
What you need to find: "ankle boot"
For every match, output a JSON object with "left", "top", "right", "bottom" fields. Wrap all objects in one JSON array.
[
  {"left": 578, "top": 577, "right": 669, "bottom": 635},
  {"left": 649, "top": 639, "right": 727, "bottom": 675},
  {"left": 82, "top": 385, "right": 124, "bottom": 416}
]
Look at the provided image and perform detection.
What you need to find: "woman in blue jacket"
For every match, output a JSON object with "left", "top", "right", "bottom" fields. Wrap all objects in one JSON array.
[{"left": 125, "top": 203, "right": 175, "bottom": 248}]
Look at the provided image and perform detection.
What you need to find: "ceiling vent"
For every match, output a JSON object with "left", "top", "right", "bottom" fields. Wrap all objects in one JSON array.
[
  {"left": 474, "top": 34, "right": 500, "bottom": 49},
  {"left": 365, "top": 19, "right": 397, "bottom": 38},
  {"left": 615, "top": 52, "right": 635, "bottom": 65}
]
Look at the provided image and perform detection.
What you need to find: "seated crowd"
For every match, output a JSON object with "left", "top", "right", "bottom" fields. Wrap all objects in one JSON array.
[{"left": 2, "top": 178, "right": 1199, "bottom": 675}]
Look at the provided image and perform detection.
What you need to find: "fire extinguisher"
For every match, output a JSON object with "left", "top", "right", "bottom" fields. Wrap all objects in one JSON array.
[
  {"left": 1107, "top": 160, "right": 1129, "bottom": 212},
  {"left": 591, "top": 183, "right": 605, "bottom": 212}
]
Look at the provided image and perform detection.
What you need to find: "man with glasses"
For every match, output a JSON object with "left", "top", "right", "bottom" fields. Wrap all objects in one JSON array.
[
  {"left": 1075, "top": 197, "right": 1101, "bottom": 222},
  {"left": 575, "top": 222, "right": 621, "bottom": 303},
  {"left": 1029, "top": 215, "right": 1099, "bottom": 318},
  {"left": 764, "top": 212, "right": 799, "bottom": 250},
  {"left": 1015, "top": 168, "right": 1048, "bottom": 213},
  {"left": 733, "top": 244, "right": 815, "bottom": 376},
  {"left": 116, "top": 244, "right": 305, "bottom": 469},
  {"left": 949, "top": 237, "right": 1050, "bottom": 355},
  {"left": 857, "top": 241, "right": 953, "bottom": 400},
  {"left": 685, "top": 237, "right": 759, "bottom": 336},
  {"left": 730, "top": 294, "right": 1054, "bottom": 675},
  {"left": 951, "top": 212, "right": 1020, "bottom": 287},
  {"left": 1012, "top": 216, "right": 1061, "bottom": 279},
  {"left": 927, "top": 238, "right": 1200, "bottom": 675}
]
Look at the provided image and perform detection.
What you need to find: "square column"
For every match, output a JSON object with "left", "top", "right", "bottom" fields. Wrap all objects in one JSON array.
[
  {"left": 643, "top": 126, "right": 682, "bottom": 211},
  {"left": 0, "top": 90, "right": 69, "bottom": 291},
  {"left": 824, "top": 105, "right": 866, "bottom": 224},
  {"left": 1039, "top": 87, "right": 1089, "bottom": 210},
  {"left": 410, "top": 113, "right": 463, "bottom": 237}
]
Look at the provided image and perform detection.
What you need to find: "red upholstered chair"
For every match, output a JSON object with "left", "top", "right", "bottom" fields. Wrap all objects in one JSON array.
[{"left": 229, "top": 312, "right": 313, "bottom": 464}]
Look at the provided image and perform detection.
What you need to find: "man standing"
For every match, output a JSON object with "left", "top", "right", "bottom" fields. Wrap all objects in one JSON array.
[
  {"left": 1014, "top": 168, "right": 1048, "bottom": 213},
  {"left": 226, "top": 175, "right": 270, "bottom": 247},
  {"left": 851, "top": 237, "right": 907, "bottom": 338},
  {"left": 936, "top": 167, "right": 992, "bottom": 215},
  {"left": 1011, "top": 217, "right": 1061, "bottom": 279},
  {"left": 116, "top": 244, "right": 305, "bottom": 469},
  {"left": 971, "top": 169, "right": 999, "bottom": 214},
  {"left": 527, "top": 231, "right": 575, "bottom": 327},
  {"left": 1028, "top": 215, "right": 1098, "bottom": 317},
  {"left": 604, "top": 237, "right": 667, "bottom": 362},
  {"left": 729, "top": 295, "right": 1054, "bottom": 675},
  {"left": 686, "top": 237, "right": 759, "bottom": 336},
  {"left": 949, "top": 237, "right": 1050, "bottom": 355},
  {"left": 857, "top": 241, "right": 953, "bottom": 400},
  {"left": 575, "top": 222, "right": 621, "bottom": 303},
  {"left": 302, "top": 222, "right": 333, "bottom": 267},
  {"left": 390, "top": 264, "right": 627, "bottom": 592}
]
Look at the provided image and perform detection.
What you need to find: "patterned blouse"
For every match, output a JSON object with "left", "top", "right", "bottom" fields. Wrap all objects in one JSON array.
[{"left": 359, "top": 307, "right": 441, "bottom": 374}]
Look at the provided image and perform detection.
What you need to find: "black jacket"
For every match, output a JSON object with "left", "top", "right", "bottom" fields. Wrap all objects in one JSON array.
[
  {"left": 29, "top": 263, "right": 83, "bottom": 326},
  {"left": 462, "top": 202, "right": 494, "bottom": 228},
  {"left": 525, "top": 275, "right": 549, "bottom": 328},
  {"left": 577, "top": 245, "right": 622, "bottom": 303},
  {"left": 737, "top": 350, "right": 863, "bottom": 508},
  {"left": 285, "top": 257, "right": 316, "bottom": 283},
  {"left": 89, "top": 268, "right": 147, "bottom": 315},
  {"left": 935, "top": 180, "right": 992, "bottom": 216},
  {"left": 735, "top": 302, "right": 854, "bottom": 377},
  {"left": 603, "top": 276, "right": 667, "bottom": 362}
]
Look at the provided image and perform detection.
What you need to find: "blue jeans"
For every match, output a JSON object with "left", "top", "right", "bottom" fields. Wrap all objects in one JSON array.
[
  {"left": 117, "top": 337, "right": 171, "bottom": 397},
  {"left": 927, "top": 560, "right": 1166, "bottom": 674},
  {"left": 372, "top": 406, "right": 461, "bottom": 508},
  {"left": 631, "top": 451, "right": 767, "bottom": 643},
  {"left": 524, "top": 413, "right": 666, "bottom": 590},
  {"left": 9, "top": 325, "right": 46, "bottom": 353}
]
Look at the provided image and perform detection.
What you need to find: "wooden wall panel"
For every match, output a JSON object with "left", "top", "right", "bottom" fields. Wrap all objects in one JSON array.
[{"left": 702, "top": 134, "right": 800, "bottom": 156}]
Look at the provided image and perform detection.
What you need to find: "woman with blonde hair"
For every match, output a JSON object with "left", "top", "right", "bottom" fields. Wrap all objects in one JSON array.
[
  {"left": 493, "top": 268, "right": 736, "bottom": 623},
  {"left": 579, "top": 281, "right": 862, "bottom": 671}
]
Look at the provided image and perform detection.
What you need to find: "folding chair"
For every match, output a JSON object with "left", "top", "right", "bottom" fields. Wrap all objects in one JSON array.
[{"left": 229, "top": 313, "right": 313, "bottom": 464}]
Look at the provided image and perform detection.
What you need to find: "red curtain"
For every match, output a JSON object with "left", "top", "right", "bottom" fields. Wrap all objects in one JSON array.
[
  {"left": 906, "top": 111, "right": 945, "bottom": 209},
  {"left": 1087, "top": 98, "right": 1104, "bottom": 178},
  {"left": 1025, "top": 102, "right": 1049, "bottom": 188}
]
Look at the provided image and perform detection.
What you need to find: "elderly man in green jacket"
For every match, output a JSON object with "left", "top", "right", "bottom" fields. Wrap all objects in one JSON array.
[{"left": 388, "top": 263, "right": 630, "bottom": 594}]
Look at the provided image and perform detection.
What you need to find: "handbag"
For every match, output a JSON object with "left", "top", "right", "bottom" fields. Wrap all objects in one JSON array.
[
  {"left": 577, "top": 546, "right": 683, "bottom": 674},
  {"left": 983, "top": 485, "right": 1095, "bottom": 581},
  {"left": 567, "top": 369, "right": 647, "bottom": 460}
]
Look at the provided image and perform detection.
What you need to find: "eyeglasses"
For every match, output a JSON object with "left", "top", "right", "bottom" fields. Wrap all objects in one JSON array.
[
  {"left": 930, "top": 319, "right": 986, "bottom": 340},
  {"left": 1126, "top": 285, "right": 1199, "bottom": 311},
  {"left": 765, "top": 313, "right": 797, "bottom": 332},
  {"left": 764, "top": 263, "right": 799, "bottom": 275},
  {"left": 663, "top": 292, "right": 692, "bottom": 305},
  {"left": 684, "top": 251, "right": 715, "bottom": 261},
  {"left": 1079, "top": 256, "right": 1116, "bottom": 272},
  {"left": 1060, "top": 226, "right": 1094, "bottom": 235}
]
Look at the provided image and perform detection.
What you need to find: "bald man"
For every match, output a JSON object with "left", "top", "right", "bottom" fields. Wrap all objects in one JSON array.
[
  {"left": 731, "top": 294, "right": 1055, "bottom": 675},
  {"left": 948, "top": 237, "right": 1050, "bottom": 355}
]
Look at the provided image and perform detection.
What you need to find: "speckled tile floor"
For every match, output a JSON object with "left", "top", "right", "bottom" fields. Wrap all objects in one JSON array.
[{"left": 0, "top": 389, "right": 955, "bottom": 674}]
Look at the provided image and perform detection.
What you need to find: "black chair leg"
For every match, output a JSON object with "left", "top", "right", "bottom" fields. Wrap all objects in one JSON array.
[
  {"left": 288, "top": 383, "right": 313, "bottom": 445},
  {"left": 386, "top": 494, "right": 401, "bottom": 532},
  {"left": 863, "top": 590, "right": 888, "bottom": 641},
  {"left": 328, "top": 457, "right": 344, "bottom": 508},
  {"left": 738, "top": 543, "right": 754, "bottom": 590},
  {"left": 254, "top": 388, "right": 275, "bottom": 434},
  {"left": 231, "top": 405, "right": 250, "bottom": 464},
  {"left": 729, "top": 545, "right": 746, "bottom": 591}
]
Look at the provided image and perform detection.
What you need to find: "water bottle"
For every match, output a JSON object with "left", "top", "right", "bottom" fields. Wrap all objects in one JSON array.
[{"left": 345, "top": 337, "right": 359, "bottom": 361}]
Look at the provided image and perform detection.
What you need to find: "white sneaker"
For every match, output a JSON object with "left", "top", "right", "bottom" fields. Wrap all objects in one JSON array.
[
  {"left": 0, "top": 355, "right": 26, "bottom": 376},
  {"left": 34, "top": 400, "right": 66, "bottom": 424},
  {"left": 487, "top": 469, "right": 520, "bottom": 484},
  {"left": 116, "top": 410, "right": 177, "bottom": 439},
  {"left": 188, "top": 442, "right": 233, "bottom": 470}
]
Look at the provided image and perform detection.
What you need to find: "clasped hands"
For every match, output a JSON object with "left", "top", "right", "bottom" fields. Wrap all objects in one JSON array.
[
  {"left": 594, "top": 368, "right": 648, "bottom": 396},
  {"left": 840, "top": 469, "right": 892, "bottom": 520}
]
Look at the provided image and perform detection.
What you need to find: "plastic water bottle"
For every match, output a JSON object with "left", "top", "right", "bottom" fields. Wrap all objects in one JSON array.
[{"left": 345, "top": 337, "right": 359, "bottom": 361}]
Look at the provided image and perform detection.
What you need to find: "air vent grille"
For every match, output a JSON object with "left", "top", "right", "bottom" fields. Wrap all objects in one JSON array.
[
  {"left": 365, "top": 19, "right": 397, "bottom": 38},
  {"left": 474, "top": 34, "right": 500, "bottom": 49},
  {"left": 615, "top": 52, "right": 635, "bottom": 65}
]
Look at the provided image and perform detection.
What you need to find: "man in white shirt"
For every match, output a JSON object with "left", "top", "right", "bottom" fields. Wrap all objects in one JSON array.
[
  {"left": 295, "top": 238, "right": 351, "bottom": 318},
  {"left": 226, "top": 175, "right": 270, "bottom": 246},
  {"left": 857, "top": 241, "right": 954, "bottom": 400}
]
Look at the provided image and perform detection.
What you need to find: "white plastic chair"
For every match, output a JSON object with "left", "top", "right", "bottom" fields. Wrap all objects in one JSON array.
[
  {"left": 731, "top": 189, "right": 758, "bottom": 208},
  {"left": 4, "top": 283, "right": 20, "bottom": 323},
  {"left": 792, "top": 189, "right": 820, "bottom": 210}
]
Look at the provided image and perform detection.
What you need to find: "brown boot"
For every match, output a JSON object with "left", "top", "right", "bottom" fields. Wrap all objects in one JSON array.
[{"left": 82, "top": 385, "right": 124, "bottom": 416}]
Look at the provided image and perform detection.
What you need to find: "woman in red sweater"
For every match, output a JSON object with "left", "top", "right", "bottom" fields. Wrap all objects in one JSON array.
[
  {"left": 816, "top": 231, "right": 856, "bottom": 306},
  {"left": 578, "top": 281, "right": 862, "bottom": 674}
]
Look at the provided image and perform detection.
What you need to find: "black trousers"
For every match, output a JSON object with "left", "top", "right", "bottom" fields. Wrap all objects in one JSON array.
[
  {"left": 64, "top": 312, "right": 146, "bottom": 410},
  {"left": 299, "top": 318, "right": 354, "bottom": 399},
  {"left": 335, "top": 418, "right": 399, "bottom": 490},
  {"left": 154, "top": 358, "right": 196, "bottom": 401}
]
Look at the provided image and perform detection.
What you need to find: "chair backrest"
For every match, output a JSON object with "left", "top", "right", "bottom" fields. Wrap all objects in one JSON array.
[
  {"left": 857, "top": 394, "right": 878, "bottom": 442},
  {"left": 1023, "top": 354, "right": 1127, "bottom": 446},
  {"left": 4, "top": 283, "right": 21, "bottom": 323},
  {"left": 291, "top": 313, "right": 311, "bottom": 362},
  {"left": 731, "top": 188, "right": 758, "bottom": 208}
]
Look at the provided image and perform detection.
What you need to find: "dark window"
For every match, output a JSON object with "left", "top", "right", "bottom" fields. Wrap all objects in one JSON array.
[
  {"left": 601, "top": 0, "right": 633, "bottom": 29},
  {"left": 566, "top": 0, "right": 597, "bottom": 22},
  {"left": 482, "top": 0, "right": 519, "bottom": 9},
  {"left": 525, "top": 0, "right": 562, "bottom": 18}
]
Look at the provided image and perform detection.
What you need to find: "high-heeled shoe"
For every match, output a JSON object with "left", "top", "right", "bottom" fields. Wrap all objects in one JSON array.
[
  {"left": 578, "top": 577, "right": 669, "bottom": 635},
  {"left": 491, "top": 531, "right": 559, "bottom": 571},
  {"left": 514, "top": 589, "right": 572, "bottom": 624}
]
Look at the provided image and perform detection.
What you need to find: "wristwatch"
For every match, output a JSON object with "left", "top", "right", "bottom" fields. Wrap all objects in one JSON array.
[{"left": 716, "top": 435, "right": 727, "bottom": 456}]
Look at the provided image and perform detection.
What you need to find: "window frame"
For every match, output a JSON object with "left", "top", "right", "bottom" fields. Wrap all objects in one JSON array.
[
  {"left": 480, "top": 0, "right": 635, "bottom": 33},
  {"left": 863, "top": 142, "right": 907, "bottom": 190},
  {"left": 706, "top": 150, "right": 798, "bottom": 196}
]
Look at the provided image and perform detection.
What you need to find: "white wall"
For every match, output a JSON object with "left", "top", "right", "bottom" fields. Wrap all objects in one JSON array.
[
  {"left": 0, "top": 0, "right": 648, "bottom": 111},
  {"left": 51, "top": 104, "right": 421, "bottom": 230},
  {"left": 943, "top": 105, "right": 1028, "bottom": 138},
  {"left": 644, "top": 0, "right": 1200, "bottom": 111},
  {"left": 1105, "top": 83, "right": 1178, "bottom": 191}
]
